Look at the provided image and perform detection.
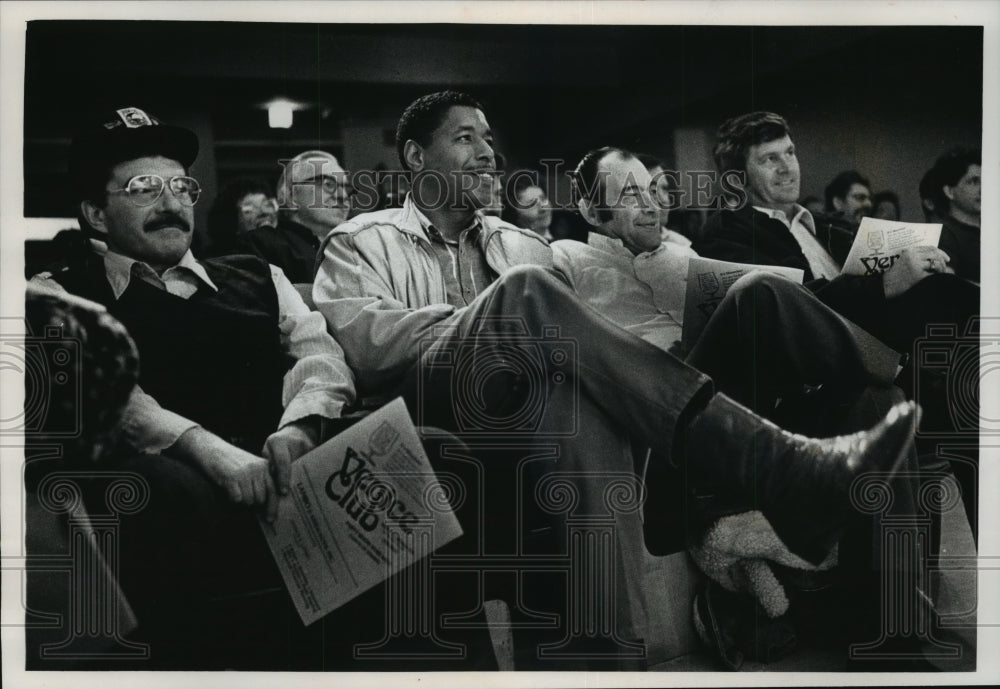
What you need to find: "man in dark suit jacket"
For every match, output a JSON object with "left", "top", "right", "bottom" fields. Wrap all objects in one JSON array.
[{"left": 694, "top": 111, "right": 977, "bottom": 354}]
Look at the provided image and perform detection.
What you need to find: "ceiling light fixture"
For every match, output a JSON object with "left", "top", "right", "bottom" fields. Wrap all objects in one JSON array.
[{"left": 268, "top": 100, "right": 294, "bottom": 129}]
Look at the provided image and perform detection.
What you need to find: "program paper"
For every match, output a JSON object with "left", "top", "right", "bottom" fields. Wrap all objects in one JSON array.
[
  {"left": 840, "top": 216, "right": 943, "bottom": 276},
  {"left": 258, "top": 397, "right": 463, "bottom": 625},
  {"left": 682, "top": 256, "right": 805, "bottom": 350}
]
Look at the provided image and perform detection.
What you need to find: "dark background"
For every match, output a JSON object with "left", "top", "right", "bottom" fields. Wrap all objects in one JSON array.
[{"left": 23, "top": 21, "right": 983, "bottom": 245}]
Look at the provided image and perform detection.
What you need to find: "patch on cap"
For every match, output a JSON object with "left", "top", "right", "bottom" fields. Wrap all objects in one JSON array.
[{"left": 110, "top": 107, "right": 155, "bottom": 129}]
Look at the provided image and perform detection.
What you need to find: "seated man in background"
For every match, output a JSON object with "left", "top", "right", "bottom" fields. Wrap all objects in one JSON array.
[
  {"left": 241, "top": 149, "right": 352, "bottom": 283},
  {"left": 824, "top": 169, "right": 873, "bottom": 226},
  {"left": 29, "top": 107, "right": 364, "bottom": 668},
  {"left": 927, "top": 147, "right": 981, "bottom": 283},
  {"left": 313, "top": 90, "right": 917, "bottom": 666}
]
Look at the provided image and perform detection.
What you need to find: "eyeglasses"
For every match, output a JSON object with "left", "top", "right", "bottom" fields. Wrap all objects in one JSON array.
[
  {"left": 107, "top": 175, "right": 202, "bottom": 207},
  {"left": 300, "top": 175, "right": 347, "bottom": 195},
  {"left": 239, "top": 198, "right": 279, "bottom": 217}
]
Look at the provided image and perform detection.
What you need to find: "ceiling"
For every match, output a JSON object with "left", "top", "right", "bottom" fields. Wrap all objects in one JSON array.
[{"left": 23, "top": 21, "right": 984, "bottom": 218}]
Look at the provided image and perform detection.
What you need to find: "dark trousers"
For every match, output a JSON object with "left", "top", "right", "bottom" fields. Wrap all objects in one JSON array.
[
  {"left": 80, "top": 434, "right": 497, "bottom": 671},
  {"left": 686, "top": 272, "right": 902, "bottom": 419}
]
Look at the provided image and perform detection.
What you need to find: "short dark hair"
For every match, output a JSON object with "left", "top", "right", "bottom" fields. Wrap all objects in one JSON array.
[
  {"left": 713, "top": 112, "right": 791, "bottom": 174},
  {"left": 926, "top": 147, "right": 981, "bottom": 213},
  {"left": 824, "top": 170, "right": 871, "bottom": 212},
  {"left": 872, "top": 190, "right": 901, "bottom": 218},
  {"left": 636, "top": 153, "right": 666, "bottom": 172},
  {"left": 572, "top": 146, "right": 635, "bottom": 223},
  {"left": 395, "top": 90, "right": 485, "bottom": 170}
]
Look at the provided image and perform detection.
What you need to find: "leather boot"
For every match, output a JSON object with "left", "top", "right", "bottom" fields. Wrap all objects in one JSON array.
[{"left": 683, "top": 394, "right": 918, "bottom": 565}]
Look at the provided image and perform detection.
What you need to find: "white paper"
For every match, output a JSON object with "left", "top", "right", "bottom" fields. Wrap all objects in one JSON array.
[
  {"left": 258, "top": 397, "right": 462, "bottom": 625},
  {"left": 682, "top": 257, "right": 805, "bottom": 350},
  {"left": 840, "top": 217, "right": 943, "bottom": 276}
]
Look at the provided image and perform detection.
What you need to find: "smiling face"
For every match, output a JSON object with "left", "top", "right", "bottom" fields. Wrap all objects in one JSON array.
[
  {"left": 584, "top": 153, "right": 660, "bottom": 255},
  {"left": 84, "top": 155, "right": 195, "bottom": 273},
  {"left": 409, "top": 105, "right": 496, "bottom": 210},
  {"left": 744, "top": 135, "right": 801, "bottom": 212}
]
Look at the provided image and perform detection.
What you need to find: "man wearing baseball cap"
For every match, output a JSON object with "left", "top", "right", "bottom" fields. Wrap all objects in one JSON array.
[{"left": 30, "top": 106, "right": 358, "bottom": 665}]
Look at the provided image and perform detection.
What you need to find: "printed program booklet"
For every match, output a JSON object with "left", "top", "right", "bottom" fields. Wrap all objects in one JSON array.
[
  {"left": 682, "top": 256, "right": 804, "bottom": 350},
  {"left": 840, "top": 216, "right": 942, "bottom": 276},
  {"left": 258, "top": 397, "right": 463, "bottom": 625}
]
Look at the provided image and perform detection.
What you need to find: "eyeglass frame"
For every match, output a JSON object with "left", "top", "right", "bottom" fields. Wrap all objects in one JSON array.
[
  {"left": 238, "top": 196, "right": 280, "bottom": 216},
  {"left": 296, "top": 174, "right": 354, "bottom": 198},
  {"left": 106, "top": 174, "right": 203, "bottom": 207}
]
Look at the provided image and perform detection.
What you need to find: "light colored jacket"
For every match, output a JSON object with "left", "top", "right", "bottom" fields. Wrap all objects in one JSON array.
[{"left": 313, "top": 195, "right": 552, "bottom": 394}]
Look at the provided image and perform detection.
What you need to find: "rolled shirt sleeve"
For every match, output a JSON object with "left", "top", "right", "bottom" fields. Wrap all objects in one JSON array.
[{"left": 118, "top": 387, "right": 200, "bottom": 454}]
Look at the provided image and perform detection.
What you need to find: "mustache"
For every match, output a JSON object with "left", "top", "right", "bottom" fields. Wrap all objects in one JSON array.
[{"left": 144, "top": 213, "right": 191, "bottom": 233}]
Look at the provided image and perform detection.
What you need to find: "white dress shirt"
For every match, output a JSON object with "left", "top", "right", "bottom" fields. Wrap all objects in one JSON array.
[{"left": 553, "top": 233, "right": 693, "bottom": 352}]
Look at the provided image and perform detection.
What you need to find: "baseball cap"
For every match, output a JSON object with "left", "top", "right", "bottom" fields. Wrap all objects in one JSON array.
[{"left": 69, "top": 107, "right": 199, "bottom": 194}]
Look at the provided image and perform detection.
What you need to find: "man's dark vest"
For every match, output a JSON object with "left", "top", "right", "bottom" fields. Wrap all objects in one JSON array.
[{"left": 51, "top": 254, "right": 286, "bottom": 452}]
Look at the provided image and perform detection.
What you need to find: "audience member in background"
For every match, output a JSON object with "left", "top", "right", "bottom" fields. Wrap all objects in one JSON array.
[
  {"left": 548, "top": 208, "right": 591, "bottom": 243},
  {"left": 929, "top": 147, "right": 981, "bottom": 283},
  {"left": 919, "top": 166, "right": 944, "bottom": 222},
  {"left": 825, "top": 169, "right": 872, "bottom": 226},
  {"left": 242, "top": 150, "right": 351, "bottom": 283},
  {"left": 872, "top": 190, "right": 901, "bottom": 221},
  {"left": 695, "top": 111, "right": 976, "bottom": 354},
  {"left": 637, "top": 153, "right": 696, "bottom": 255},
  {"left": 801, "top": 194, "right": 825, "bottom": 217},
  {"left": 501, "top": 178, "right": 554, "bottom": 240},
  {"left": 205, "top": 177, "right": 278, "bottom": 257}
]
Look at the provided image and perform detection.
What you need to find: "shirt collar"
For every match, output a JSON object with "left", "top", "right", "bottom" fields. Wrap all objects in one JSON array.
[
  {"left": 411, "top": 195, "right": 483, "bottom": 243},
  {"left": 753, "top": 204, "right": 815, "bottom": 234},
  {"left": 101, "top": 245, "right": 217, "bottom": 299}
]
